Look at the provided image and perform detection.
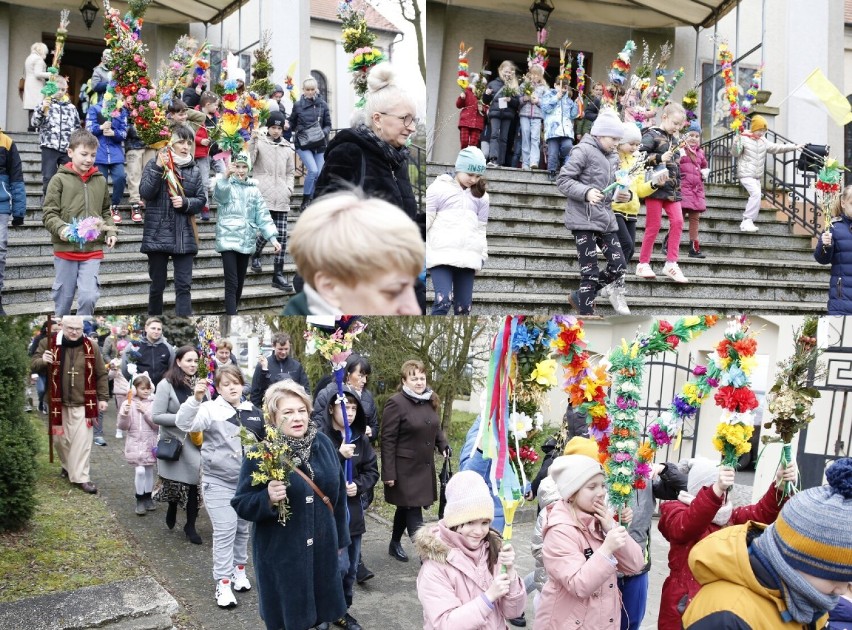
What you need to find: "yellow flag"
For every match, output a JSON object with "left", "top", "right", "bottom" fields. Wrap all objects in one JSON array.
[{"left": 796, "top": 69, "right": 852, "bottom": 127}]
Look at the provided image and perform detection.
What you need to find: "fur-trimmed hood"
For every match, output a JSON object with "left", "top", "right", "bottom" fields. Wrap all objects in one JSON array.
[{"left": 414, "top": 522, "right": 502, "bottom": 564}]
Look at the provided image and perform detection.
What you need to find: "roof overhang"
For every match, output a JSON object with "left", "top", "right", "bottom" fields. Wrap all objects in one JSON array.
[
  {"left": 431, "top": 0, "right": 740, "bottom": 29},
  {"left": 11, "top": 0, "right": 249, "bottom": 26}
]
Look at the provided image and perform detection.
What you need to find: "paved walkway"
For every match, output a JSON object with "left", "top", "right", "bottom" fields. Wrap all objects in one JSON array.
[{"left": 88, "top": 404, "right": 754, "bottom": 629}]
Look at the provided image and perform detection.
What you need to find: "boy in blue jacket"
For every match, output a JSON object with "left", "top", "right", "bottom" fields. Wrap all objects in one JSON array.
[
  {"left": 0, "top": 125, "right": 26, "bottom": 314},
  {"left": 86, "top": 101, "right": 127, "bottom": 224}
]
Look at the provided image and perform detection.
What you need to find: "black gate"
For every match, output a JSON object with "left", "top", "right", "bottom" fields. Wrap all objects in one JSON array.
[
  {"left": 639, "top": 350, "right": 702, "bottom": 464},
  {"left": 797, "top": 318, "right": 852, "bottom": 489}
]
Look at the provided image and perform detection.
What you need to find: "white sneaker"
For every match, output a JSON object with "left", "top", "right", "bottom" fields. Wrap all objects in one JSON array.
[
  {"left": 115, "top": 429, "right": 124, "bottom": 439},
  {"left": 215, "top": 578, "right": 238, "bottom": 608},
  {"left": 608, "top": 285, "right": 631, "bottom": 315},
  {"left": 232, "top": 565, "right": 251, "bottom": 592},
  {"left": 598, "top": 284, "right": 612, "bottom": 299},
  {"left": 635, "top": 263, "right": 657, "bottom": 279},
  {"left": 663, "top": 261, "right": 689, "bottom": 283},
  {"left": 740, "top": 219, "right": 759, "bottom": 232}
]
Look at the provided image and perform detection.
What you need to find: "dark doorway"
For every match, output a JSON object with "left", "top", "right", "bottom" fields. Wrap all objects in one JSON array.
[{"left": 43, "top": 33, "right": 104, "bottom": 113}]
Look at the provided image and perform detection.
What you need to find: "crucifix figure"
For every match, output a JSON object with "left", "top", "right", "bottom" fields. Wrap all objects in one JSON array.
[{"left": 68, "top": 365, "right": 80, "bottom": 388}]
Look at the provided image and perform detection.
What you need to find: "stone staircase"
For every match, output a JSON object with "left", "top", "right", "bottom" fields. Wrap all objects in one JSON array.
[
  {"left": 4, "top": 131, "right": 306, "bottom": 316},
  {"left": 426, "top": 163, "right": 831, "bottom": 316}
]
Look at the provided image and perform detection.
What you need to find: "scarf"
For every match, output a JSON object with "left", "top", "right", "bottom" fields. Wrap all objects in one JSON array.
[
  {"left": 437, "top": 522, "right": 493, "bottom": 589},
  {"left": 356, "top": 124, "right": 409, "bottom": 171},
  {"left": 303, "top": 283, "right": 343, "bottom": 317},
  {"left": 172, "top": 151, "right": 193, "bottom": 167},
  {"left": 751, "top": 526, "right": 840, "bottom": 624},
  {"left": 49, "top": 332, "right": 99, "bottom": 432},
  {"left": 282, "top": 421, "right": 318, "bottom": 479},
  {"left": 402, "top": 385, "right": 434, "bottom": 403}
]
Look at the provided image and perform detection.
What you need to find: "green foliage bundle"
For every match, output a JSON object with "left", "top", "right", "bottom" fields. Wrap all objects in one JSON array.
[
  {"left": 249, "top": 31, "right": 275, "bottom": 97},
  {"left": 0, "top": 317, "right": 40, "bottom": 532}
]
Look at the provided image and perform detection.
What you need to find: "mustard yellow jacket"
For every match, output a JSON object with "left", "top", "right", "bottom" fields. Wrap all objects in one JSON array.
[{"left": 611, "top": 151, "right": 656, "bottom": 218}]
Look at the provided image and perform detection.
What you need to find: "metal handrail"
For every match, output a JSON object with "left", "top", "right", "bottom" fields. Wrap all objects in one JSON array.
[{"left": 702, "top": 130, "right": 823, "bottom": 237}]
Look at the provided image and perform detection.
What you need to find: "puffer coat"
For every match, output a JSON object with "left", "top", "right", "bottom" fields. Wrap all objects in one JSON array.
[
  {"left": 213, "top": 176, "right": 278, "bottom": 254},
  {"left": 542, "top": 89, "right": 578, "bottom": 140},
  {"left": 425, "top": 173, "right": 489, "bottom": 271},
  {"left": 139, "top": 157, "right": 205, "bottom": 255},
  {"left": 815, "top": 214, "right": 852, "bottom": 315},
  {"left": 519, "top": 83, "right": 547, "bottom": 119},
  {"left": 555, "top": 134, "right": 619, "bottom": 233},
  {"left": 117, "top": 396, "right": 157, "bottom": 467},
  {"left": 482, "top": 78, "right": 519, "bottom": 120},
  {"left": 734, "top": 133, "right": 799, "bottom": 179},
  {"left": 86, "top": 103, "right": 128, "bottom": 165},
  {"left": 456, "top": 87, "right": 487, "bottom": 130},
  {"left": 641, "top": 126, "right": 682, "bottom": 201},
  {"left": 248, "top": 134, "right": 295, "bottom": 213},
  {"left": 289, "top": 95, "right": 332, "bottom": 151},
  {"left": 679, "top": 145, "right": 708, "bottom": 212}
]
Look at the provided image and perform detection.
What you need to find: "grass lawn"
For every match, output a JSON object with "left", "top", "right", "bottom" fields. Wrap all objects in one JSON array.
[
  {"left": 368, "top": 410, "right": 551, "bottom": 523},
  {"left": 0, "top": 414, "right": 147, "bottom": 603}
]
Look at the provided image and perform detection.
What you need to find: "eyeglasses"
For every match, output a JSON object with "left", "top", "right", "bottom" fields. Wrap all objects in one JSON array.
[{"left": 380, "top": 112, "right": 419, "bottom": 128}]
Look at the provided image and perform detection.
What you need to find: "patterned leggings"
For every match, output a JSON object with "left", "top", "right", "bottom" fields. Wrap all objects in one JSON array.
[
  {"left": 572, "top": 230, "right": 626, "bottom": 314},
  {"left": 460, "top": 127, "right": 482, "bottom": 149},
  {"left": 254, "top": 211, "right": 288, "bottom": 264}
]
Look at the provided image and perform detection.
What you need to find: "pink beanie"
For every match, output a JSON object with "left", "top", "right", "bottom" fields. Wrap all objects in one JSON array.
[{"left": 442, "top": 470, "right": 495, "bottom": 528}]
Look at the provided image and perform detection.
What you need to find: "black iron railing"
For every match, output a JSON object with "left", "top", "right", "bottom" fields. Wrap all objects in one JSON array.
[{"left": 702, "top": 130, "right": 825, "bottom": 237}]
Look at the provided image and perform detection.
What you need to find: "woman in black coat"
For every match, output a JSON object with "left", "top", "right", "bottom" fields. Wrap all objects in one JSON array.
[
  {"left": 381, "top": 359, "right": 449, "bottom": 563},
  {"left": 482, "top": 60, "right": 520, "bottom": 167},
  {"left": 231, "top": 380, "right": 349, "bottom": 630},
  {"left": 139, "top": 124, "right": 205, "bottom": 316},
  {"left": 289, "top": 77, "right": 332, "bottom": 210}
]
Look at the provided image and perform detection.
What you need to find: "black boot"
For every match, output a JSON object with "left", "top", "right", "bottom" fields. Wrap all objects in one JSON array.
[
  {"left": 184, "top": 487, "right": 202, "bottom": 544},
  {"left": 272, "top": 261, "right": 294, "bottom": 293},
  {"left": 689, "top": 239, "right": 706, "bottom": 258},
  {"left": 143, "top": 492, "right": 156, "bottom": 511},
  {"left": 388, "top": 540, "right": 408, "bottom": 562},
  {"left": 166, "top": 501, "right": 177, "bottom": 529},
  {"left": 250, "top": 252, "right": 263, "bottom": 273},
  {"left": 299, "top": 196, "right": 310, "bottom": 213},
  {"left": 135, "top": 493, "right": 147, "bottom": 516},
  {"left": 356, "top": 560, "right": 375, "bottom": 584}
]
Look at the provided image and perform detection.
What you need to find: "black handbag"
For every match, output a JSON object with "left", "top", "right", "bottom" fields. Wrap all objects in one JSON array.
[
  {"left": 156, "top": 435, "right": 184, "bottom": 461},
  {"left": 437, "top": 455, "right": 453, "bottom": 519},
  {"left": 797, "top": 144, "right": 829, "bottom": 173},
  {"left": 296, "top": 120, "right": 325, "bottom": 150}
]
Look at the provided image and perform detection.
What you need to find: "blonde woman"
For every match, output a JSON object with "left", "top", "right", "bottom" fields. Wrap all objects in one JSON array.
[
  {"left": 23, "top": 42, "right": 50, "bottom": 129},
  {"left": 483, "top": 60, "right": 520, "bottom": 167},
  {"left": 288, "top": 77, "right": 331, "bottom": 210}
]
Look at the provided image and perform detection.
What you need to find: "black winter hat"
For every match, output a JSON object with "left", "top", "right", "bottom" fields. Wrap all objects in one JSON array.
[{"left": 267, "top": 110, "right": 287, "bottom": 129}]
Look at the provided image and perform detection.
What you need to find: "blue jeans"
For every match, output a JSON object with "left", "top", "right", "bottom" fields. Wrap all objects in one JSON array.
[
  {"left": 0, "top": 213, "right": 9, "bottom": 293},
  {"left": 430, "top": 265, "right": 475, "bottom": 315},
  {"left": 618, "top": 572, "right": 649, "bottom": 630},
  {"left": 547, "top": 137, "right": 573, "bottom": 172},
  {"left": 520, "top": 117, "right": 542, "bottom": 167},
  {"left": 297, "top": 149, "right": 325, "bottom": 199},
  {"left": 97, "top": 163, "right": 126, "bottom": 207},
  {"left": 339, "top": 533, "right": 361, "bottom": 607}
]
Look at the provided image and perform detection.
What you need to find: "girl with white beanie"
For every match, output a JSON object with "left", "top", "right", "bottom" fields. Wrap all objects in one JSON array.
[
  {"left": 426, "top": 146, "right": 490, "bottom": 315},
  {"left": 415, "top": 470, "right": 526, "bottom": 629},
  {"left": 534, "top": 454, "right": 644, "bottom": 629}
]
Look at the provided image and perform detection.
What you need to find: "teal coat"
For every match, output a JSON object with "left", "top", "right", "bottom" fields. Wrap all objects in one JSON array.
[{"left": 213, "top": 176, "right": 278, "bottom": 254}]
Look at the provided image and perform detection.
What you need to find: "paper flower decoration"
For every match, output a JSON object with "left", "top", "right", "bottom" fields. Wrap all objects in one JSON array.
[
  {"left": 66, "top": 216, "right": 103, "bottom": 249},
  {"left": 458, "top": 42, "right": 473, "bottom": 90}
]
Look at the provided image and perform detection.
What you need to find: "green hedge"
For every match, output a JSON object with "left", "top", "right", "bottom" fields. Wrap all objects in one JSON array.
[{"left": 0, "top": 317, "right": 40, "bottom": 531}]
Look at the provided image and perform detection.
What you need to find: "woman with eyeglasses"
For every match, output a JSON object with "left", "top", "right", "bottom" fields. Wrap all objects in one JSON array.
[
  {"left": 289, "top": 77, "right": 332, "bottom": 212},
  {"left": 312, "top": 62, "right": 425, "bottom": 310}
]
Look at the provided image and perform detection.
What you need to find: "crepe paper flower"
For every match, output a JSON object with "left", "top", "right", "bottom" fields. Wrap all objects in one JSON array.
[
  {"left": 66, "top": 216, "right": 103, "bottom": 248},
  {"left": 740, "top": 65, "right": 763, "bottom": 116},
  {"left": 530, "top": 358, "right": 558, "bottom": 388},
  {"left": 457, "top": 42, "right": 473, "bottom": 90},
  {"left": 239, "top": 425, "right": 295, "bottom": 525},
  {"left": 576, "top": 52, "right": 586, "bottom": 98}
]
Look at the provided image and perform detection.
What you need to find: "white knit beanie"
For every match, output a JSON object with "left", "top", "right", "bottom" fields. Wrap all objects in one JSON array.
[
  {"left": 619, "top": 121, "right": 642, "bottom": 144},
  {"left": 590, "top": 109, "right": 624, "bottom": 139},
  {"left": 688, "top": 457, "right": 721, "bottom": 496},
  {"left": 549, "top": 454, "right": 604, "bottom": 500},
  {"left": 443, "top": 470, "right": 495, "bottom": 528}
]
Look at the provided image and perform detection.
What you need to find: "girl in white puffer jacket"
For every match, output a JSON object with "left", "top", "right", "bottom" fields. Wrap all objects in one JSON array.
[{"left": 426, "top": 147, "right": 490, "bottom": 315}]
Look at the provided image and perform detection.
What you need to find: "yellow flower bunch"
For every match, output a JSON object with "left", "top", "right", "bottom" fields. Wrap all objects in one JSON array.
[
  {"left": 682, "top": 382, "right": 706, "bottom": 406},
  {"left": 713, "top": 421, "right": 754, "bottom": 457},
  {"left": 611, "top": 481, "right": 632, "bottom": 495},
  {"left": 530, "top": 358, "right": 558, "bottom": 387}
]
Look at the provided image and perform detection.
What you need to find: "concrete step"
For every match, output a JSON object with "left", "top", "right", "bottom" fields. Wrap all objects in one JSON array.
[
  {"left": 5, "top": 282, "right": 290, "bottom": 316},
  {"left": 3, "top": 260, "right": 296, "bottom": 306},
  {"left": 453, "top": 267, "right": 827, "bottom": 303}
]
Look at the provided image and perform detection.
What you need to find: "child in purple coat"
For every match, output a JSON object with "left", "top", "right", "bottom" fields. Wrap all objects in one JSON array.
[{"left": 678, "top": 121, "right": 709, "bottom": 258}]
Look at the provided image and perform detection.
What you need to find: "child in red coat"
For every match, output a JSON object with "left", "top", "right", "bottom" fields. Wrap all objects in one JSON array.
[
  {"left": 456, "top": 83, "right": 487, "bottom": 149},
  {"left": 679, "top": 121, "right": 709, "bottom": 258},
  {"left": 657, "top": 458, "right": 798, "bottom": 630}
]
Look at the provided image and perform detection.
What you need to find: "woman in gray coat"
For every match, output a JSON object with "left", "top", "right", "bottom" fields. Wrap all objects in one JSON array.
[{"left": 152, "top": 345, "right": 204, "bottom": 544}]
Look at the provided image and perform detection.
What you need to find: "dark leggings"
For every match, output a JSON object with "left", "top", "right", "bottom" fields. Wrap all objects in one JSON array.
[
  {"left": 221, "top": 250, "right": 251, "bottom": 315},
  {"left": 614, "top": 213, "right": 637, "bottom": 264},
  {"left": 430, "top": 265, "right": 475, "bottom": 315},
  {"left": 572, "top": 229, "right": 626, "bottom": 314},
  {"left": 391, "top": 506, "right": 423, "bottom": 542}
]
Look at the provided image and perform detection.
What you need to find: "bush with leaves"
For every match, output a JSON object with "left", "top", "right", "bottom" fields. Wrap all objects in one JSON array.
[
  {"left": 249, "top": 31, "right": 275, "bottom": 97},
  {"left": 0, "top": 317, "right": 40, "bottom": 532}
]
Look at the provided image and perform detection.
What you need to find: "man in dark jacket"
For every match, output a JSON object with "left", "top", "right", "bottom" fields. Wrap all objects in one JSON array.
[
  {"left": 120, "top": 317, "right": 175, "bottom": 386},
  {"left": 250, "top": 332, "right": 310, "bottom": 407}
]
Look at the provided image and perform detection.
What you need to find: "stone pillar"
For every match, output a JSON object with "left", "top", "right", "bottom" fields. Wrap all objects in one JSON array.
[
  {"left": 0, "top": 2, "right": 11, "bottom": 130},
  {"left": 262, "top": 0, "right": 310, "bottom": 113}
]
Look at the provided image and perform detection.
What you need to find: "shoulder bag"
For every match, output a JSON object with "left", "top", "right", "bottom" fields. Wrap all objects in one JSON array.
[
  {"left": 156, "top": 433, "right": 185, "bottom": 461},
  {"left": 296, "top": 103, "right": 326, "bottom": 150},
  {"left": 293, "top": 467, "right": 335, "bottom": 516}
]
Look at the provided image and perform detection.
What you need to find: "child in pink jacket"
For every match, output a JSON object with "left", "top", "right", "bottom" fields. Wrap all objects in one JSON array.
[
  {"left": 415, "top": 470, "right": 527, "bottom": 629},
  {"left": 117, "top": 373, "right": 157, "bottom": 516},
  {"left": 535, "top": 454, "right": 645, "bottom": 630}
]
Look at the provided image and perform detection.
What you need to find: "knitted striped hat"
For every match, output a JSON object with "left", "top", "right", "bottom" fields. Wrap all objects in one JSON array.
[{"left": 769, "top": 457, "right": 852, "bottom": 581}]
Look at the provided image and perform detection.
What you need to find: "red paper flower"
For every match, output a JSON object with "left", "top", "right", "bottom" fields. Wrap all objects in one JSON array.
[
  {"left": 714, "top": 385, "right": 759, "bottom": 413},
  {"left": 634, "top": 479, "right": 647, "bottom": 490},
  {"left": 666, "top": 335, "right": 680, "bottom": 349},
  {"left": 733, "top": 338, "right": 757, "bottom": 357},
  {"left": 716, "top": 339, "right": 731, "bottom": 358},
  {"left": 658, "top": 321, "right": 673, "bottom": 334}
]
